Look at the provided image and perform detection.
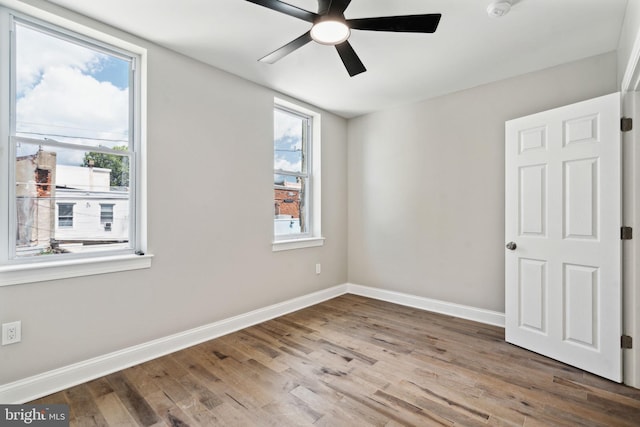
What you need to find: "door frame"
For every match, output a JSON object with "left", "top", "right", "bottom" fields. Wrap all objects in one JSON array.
[{"left": 620, "top": 30, "right": 640, "bottom": 388}]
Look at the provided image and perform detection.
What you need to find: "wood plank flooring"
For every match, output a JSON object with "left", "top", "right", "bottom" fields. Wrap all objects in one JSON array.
[{"left": 31, "top": 294, "right": 640, "bottom": 426}]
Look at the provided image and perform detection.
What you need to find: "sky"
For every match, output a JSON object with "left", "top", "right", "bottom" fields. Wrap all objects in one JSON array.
[
  {"left": 15, "top": 20, "right": 300, "bottom": 177},
  {"left": 15, "top": 21, "right": 131, "bottom": 166},
  {"left": 274, "top": 108, "right": 304, "bottom": 176}
]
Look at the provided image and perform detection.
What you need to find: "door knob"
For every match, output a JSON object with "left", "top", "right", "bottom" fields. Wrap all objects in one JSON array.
[{"left": 506, "top": 242, "right": 517, "bottom": 251}]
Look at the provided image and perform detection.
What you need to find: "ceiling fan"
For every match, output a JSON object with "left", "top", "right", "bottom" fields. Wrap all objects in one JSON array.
[{"left": 246, "top": 0, "right": 441, "bottom": 77}]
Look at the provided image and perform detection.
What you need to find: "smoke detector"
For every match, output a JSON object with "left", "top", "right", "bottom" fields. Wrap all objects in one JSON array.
[{"left": 487, "top": 1, "right": 512, "bottom": 18}]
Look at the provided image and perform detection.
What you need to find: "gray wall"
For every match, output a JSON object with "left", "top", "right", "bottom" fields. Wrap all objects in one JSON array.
[
  {"left": 0, "top": 6, "right": 348, "bottom": 385},
  {"left": 347, "top": 52, "right": 618, "bottom": 313}
]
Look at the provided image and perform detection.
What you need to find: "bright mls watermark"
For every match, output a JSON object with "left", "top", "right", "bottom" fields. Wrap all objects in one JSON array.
[{"left": 0, "top": 405, "right": 68, "bottom": 426}]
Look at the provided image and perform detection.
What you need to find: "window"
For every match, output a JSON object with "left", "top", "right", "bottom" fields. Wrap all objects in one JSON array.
[
  {"left": 100, "top": 204, "right": 114, "bottom": 224},
  {"left": 0, "top": 6, "right": 150, "bottom": 286},
  {"left": 274, "top": 106, "right": 310, "bottom": 238},
  {"left": 57, "top": 203, "right": 74, "bottom": 228},
  {"left": 273, "top": 100, "right": 323, "bottom": 251}
]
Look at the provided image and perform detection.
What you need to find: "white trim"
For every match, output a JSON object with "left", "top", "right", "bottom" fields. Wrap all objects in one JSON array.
[
  {"left": 0, "top": 284, "right": 347, "bottom": 404},
  {"left": 0, "top": 1, "right": 147, "bottom": 56},
  {"left": 0, "top": 3, "right": 150, "bottom": 285},
  {"left": 273, "top": 97, "right": 322, "bottom": 245},
  {"left": 346, "top": 283, "right": 506, "bottom": 327},
  {"left": 0, "top": 283, "right": 506, "bottom": 403},
  {"left": 621, "top": 91, "right": 640, "bottom": 389},
  {"left": 620, "top": 20, "right": 640, "bottom": 389},
  {"left": 622, "top": 26, "right": 640, "bottom": 93},
  {"left": 0, "top": 8, "right": 10, "bottom": 266},
  {"left": 272, "top": 237, "right": 325, "bottom": 252},
  {"left": 0, "top": 254, "right": 153, "bottom": 287}
]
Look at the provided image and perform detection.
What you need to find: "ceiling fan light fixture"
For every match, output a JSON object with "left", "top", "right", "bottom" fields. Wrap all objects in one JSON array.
[{"left": 310, "top": 19, "right": 350, "bottom": 45}]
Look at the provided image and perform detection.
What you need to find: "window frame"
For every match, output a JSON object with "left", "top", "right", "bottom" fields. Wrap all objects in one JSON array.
[
  {"left": 273, "top": 105, "right": 312, "bottom": 240},
  {"left": 272, "top": 98, "right": 324, "bottom": 251},
  {"left": 0, "top": 5, "right": 151, "bottom": 286},
  {"left": 57, "top": 203, "right": 75, "bottom": 228},
  {"left": 100, "top": 203, "right": 115, "bottom": 225}
]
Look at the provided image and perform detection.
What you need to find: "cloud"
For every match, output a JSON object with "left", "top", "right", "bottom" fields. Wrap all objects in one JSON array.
[
  {"left": 274, "top": 109, "right": 303, "bottom": 150},
  {"left": 14, "top": 22, "right": 130, "bottom": 165},
  {"left": 274, "top": 157, "right": 302, "bottom": 172},
  {"left": 16, "top": 66, "right": 129, "bottom": 144},
  {"left": 16, "top": 22, "right": 103, "bottom": 96}
]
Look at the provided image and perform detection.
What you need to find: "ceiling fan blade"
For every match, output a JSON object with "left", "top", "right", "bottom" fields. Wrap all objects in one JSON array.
[
  {"left": 335, "top": 41, "right": 366, "bottom": 77},
  {"left": 246, "top": 0, "right": 317, "bottom": 23},
  {"left": 318, "top": 0, "right": 351, "bottom": 15},
  {"left": 259, "top": 32, "right": 313, "bottom": 64},
  {"left": 328, "top": 0, "right": 352, "bottom": 16},
  {"left": 317, "top": 0, "right": 332, "bottom": 14},
  {"left": 348, "top": 14, "right": 442, "bottom": 33}
]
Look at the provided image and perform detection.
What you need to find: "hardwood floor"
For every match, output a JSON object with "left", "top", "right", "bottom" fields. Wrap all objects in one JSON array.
[{"left": 32, "top": 294, "right": 640, "bottom": 426}]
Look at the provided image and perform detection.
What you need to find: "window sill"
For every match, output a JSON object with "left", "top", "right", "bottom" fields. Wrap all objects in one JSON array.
[
  {"left": 0, "top": 253, "right": 153, "bottom": 287},
  {"left": 272, "top": 237, "right": 325, "bottom": 252}
]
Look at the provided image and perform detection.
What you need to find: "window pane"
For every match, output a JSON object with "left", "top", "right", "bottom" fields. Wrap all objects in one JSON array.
[
  {"left": 274, "top": 174, "right": 306, "bottom": 236},
  {"left": 15, "top": 22, "right": 131, "bottom": 149},
  {"left": 100, "top": 204, "right": 114, "bottom": 224},
  {"left": 274, "top": 108, "right": 305, "bottom": 173},
  {"left": 15, "top": 142, "right": 131, "bottom": 257},
  {"left": 57, "top": 203, "right": 73, "bottom": 227}
]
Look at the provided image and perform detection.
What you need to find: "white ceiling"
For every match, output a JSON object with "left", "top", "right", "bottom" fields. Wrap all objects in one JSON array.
[{"left": 46, "top": 0, "right": 628, "bottom": 118}]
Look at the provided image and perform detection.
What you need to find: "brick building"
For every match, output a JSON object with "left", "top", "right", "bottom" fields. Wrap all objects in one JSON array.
[{"left": 274, "top": 181, "right": 301, "bottom": 218}]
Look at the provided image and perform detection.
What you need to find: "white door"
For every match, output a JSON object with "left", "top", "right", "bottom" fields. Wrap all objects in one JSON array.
[{"left": 505, "top": 92, "right": 622, "bottom": 382}]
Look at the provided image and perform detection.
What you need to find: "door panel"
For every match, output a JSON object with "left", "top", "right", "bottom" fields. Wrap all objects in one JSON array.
[
  {"left": 505, "top": 92, "right": 621, "bottom": 382},
  {"left": 563, "top": 263, "right": 598, "bottom": 348},
  {"left": 519, "top": 126, "right": 547, "bottom": 153},
  {"left": 519, "top": 165, "right": 546, "bottom": 236},
  {"left": 519, "top": 258, "right": 546, "bottom": 332},
  {"left": 564, "top": 158, "right": 599, "bottom": 240},
  {"left": 564, "top": 114, "right": 599, "bottom": 146}
]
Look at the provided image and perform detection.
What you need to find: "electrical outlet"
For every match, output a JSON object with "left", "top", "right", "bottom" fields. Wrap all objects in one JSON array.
[
  {"left": 2, "top": 321, "right": 21, "bottom": 345},
  {"left": 316, "top": 263, "right": 321, "bottom": 275}
]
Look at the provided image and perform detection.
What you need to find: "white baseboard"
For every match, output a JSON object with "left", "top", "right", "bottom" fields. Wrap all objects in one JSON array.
[
  {"left": 0, "top": 283, "right": 505, "bottom": 404},
  {"left": 346, "top": 283, "right": 505, "bottom": 328},
  {"left": 0, "top": 284, "right": 348, "bottom": 404}
]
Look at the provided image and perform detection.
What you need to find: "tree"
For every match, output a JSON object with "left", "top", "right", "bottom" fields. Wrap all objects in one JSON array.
[{"left": 83, "top": 145, "right": 129, "bottom": 187}]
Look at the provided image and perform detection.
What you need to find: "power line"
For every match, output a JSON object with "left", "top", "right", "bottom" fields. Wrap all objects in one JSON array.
[
  {"left": 18, "top": 121, "right": 128, "bottom": 137},
  {"left": 17, "top": 131, "right": 128, "bottom": 144}
]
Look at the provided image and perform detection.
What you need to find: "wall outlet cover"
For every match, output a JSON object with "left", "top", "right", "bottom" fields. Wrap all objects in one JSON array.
[{"left": 2, "top": 321, "right": 21, "bottom": 345}]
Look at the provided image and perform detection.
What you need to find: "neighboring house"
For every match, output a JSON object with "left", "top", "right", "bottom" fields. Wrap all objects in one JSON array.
[
  {"left": 274, "top": 179, "right": 302, "bottom": 235},
  {"left": 15, "top": 149, "right": 56, "bottom": 253},
  {"left": 15, "top": 149, "right": 129, "bottom": 256},
  {"left": 55, "top": 164, "right": 129, "bottom": 250}
]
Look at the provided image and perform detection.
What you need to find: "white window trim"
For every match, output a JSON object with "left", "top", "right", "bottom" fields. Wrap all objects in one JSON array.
[
  {"left": 272, "top": 98, "right": 323, "bottom": 251},
  {"left": 0, "top": 254, "right": 152, "bottom": 287},
  {"left": 0, "top": 3, "right": 151, "bottom": 287},
  {"left": 272, "top": 237, "right": 325, "bottom": 252}
]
